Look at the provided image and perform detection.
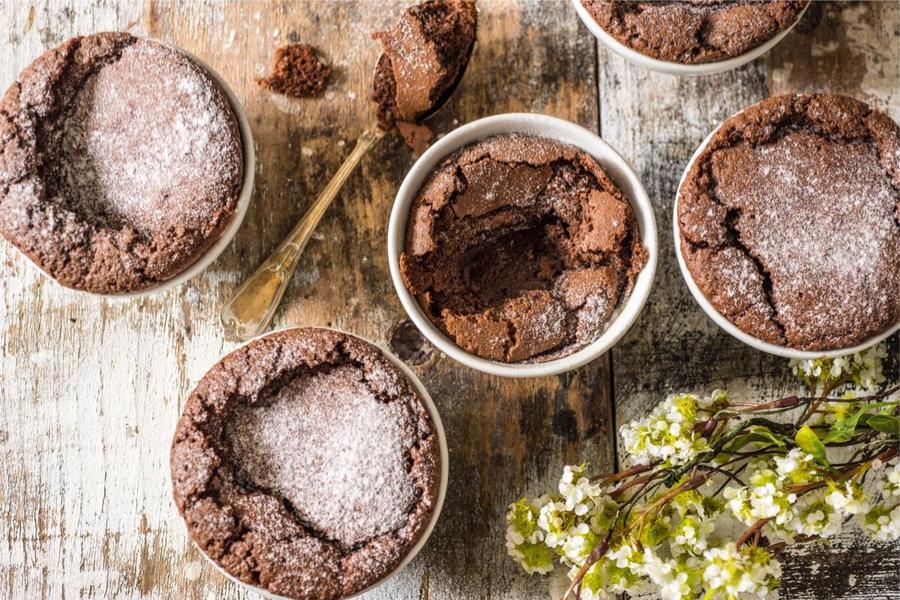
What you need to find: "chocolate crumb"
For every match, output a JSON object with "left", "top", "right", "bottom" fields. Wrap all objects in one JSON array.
[
  {"left": 397, "top": 121, "right": 435, "bottom": 155},
  {"left": 258, "top": 43, "right": 331, "bottom": 98},
  {"left": 389, "top": 319, "right": 435, "bottom": 365}
]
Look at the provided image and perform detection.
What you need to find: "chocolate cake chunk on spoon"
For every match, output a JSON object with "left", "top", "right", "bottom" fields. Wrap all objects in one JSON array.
[
  {"left": 221, "top": 0, "right": 477, "bottom": 342},
  {"left": 373, "top": 0, "right": 477, "bottom": 150}
]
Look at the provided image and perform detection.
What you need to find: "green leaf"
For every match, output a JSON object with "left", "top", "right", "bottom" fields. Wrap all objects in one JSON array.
[
  {"left": 795, "top": 426, "right": 829, "bottom": 466},
  {"left": 867, "top": 415, "right": 900, "bottom": 436},
  {"left": 822, "top": 406, "right": 869, "bottom": 444},
  {"left": 746, "top": 426, "right": 788, "bottom": 448},
  {"left": 722, "top": 427, "right": 787, "bottom": 454}
]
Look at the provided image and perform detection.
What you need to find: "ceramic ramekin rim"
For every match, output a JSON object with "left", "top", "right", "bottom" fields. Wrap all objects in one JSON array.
[
  {"left": 177, "top": 325, "right": 449, "bottom": 599},
  {"left": 673, "top": 102, "right": 900, "bottom": 360},
  {"left": 570, "top": 0, "right": 809, "bottom": 76},
  {"left": 387, "top": 112, "right": 658, "bottom": 378},
  {"left": 58, "top": 38, "right": 257, "bottom": 300}
]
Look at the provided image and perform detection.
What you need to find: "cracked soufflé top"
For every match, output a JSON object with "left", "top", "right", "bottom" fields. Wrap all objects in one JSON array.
[
  {"left": 581, "top": 0, "right": 807, "bottom": 64},
  {"left": 678, "top": 94, "right": 900, "bottom": 351},
  {"left": 170, "top": 328, "right": 439, "bottom": 600},
  {"left": 0, "top": 33, "right": 244, "bottom": 293},
  {"left": 400, "top": 134, "right": 647, "bottom": 363}
]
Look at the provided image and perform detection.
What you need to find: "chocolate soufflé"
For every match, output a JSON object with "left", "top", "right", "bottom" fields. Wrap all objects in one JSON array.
[
  {"left": 582, "top": 0, "right": 808, "bottom": 64},
  {"left": 171, "top": 328, "right": 440, "bottom": 599},
  {"left": 372, "top": 0, "right": 477, "bottom": 131},
  {"left": 0, "top": 33, "right": 244, "bottom": 293},
  {"left": 400, "top": 134, "right": 648, "bottom": 363},
  {"left": 678, "top": 94, "right": 900, "bottom": 351}
]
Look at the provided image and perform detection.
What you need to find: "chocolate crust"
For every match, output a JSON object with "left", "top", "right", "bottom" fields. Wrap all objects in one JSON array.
[
  {"left": 0, "top": 33, "right": 244, "bottom": 293},
  {"left": 582, "top": 0, "right": 808, "bottom": 64},
  {"left": 170, "top": 328, "right": 439, "bottom": 600},
  {"left": 678, "top": 94, "right": 900, "bottom": 351},
  {"left": 400, "top": 134, "right": 648, "bottom": 363}
]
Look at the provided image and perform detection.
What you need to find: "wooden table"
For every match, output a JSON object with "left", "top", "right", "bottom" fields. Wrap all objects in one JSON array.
[{"left": 0, "top": 1, "right": 897, "bottom": 598}]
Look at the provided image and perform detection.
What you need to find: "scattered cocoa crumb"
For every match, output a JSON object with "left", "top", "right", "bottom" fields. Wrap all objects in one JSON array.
[
  {"left": 258, "top": 43, "right": 331, "bottom": 98},
  {"left": 397, "top": 121, "right": 434, "bottom": 155}
]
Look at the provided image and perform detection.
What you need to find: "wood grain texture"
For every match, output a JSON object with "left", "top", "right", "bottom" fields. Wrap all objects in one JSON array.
[
  {"left": 601, "top": 2, "right": 900, "bottom": 599},
  {"left": 0, "top": 1, "right": 613, "bottom": 598},
  {"left": 0, "top": 1, "right": 897, "bottom": 599}
]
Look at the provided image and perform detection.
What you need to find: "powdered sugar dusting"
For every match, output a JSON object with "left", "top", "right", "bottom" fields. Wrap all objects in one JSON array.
[
  {"left": 713, "top": 130, "right": 899, "bottom": 341},
  {"left": 226, "top": 365, "right": 419, "bottom": 549},
  {"left": 56, "top": 39, "right": 241, "bottom": 233}
]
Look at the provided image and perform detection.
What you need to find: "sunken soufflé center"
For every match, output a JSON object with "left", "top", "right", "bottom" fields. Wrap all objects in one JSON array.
[
  {"left": 400, "top": 134, "right": 647, "bottom": 363},
  {"left": 225, "top": 365, "right": 421, "bottom": 550},
  {"left": 56, "top": 39, "right": 241, "bottom": 234}
]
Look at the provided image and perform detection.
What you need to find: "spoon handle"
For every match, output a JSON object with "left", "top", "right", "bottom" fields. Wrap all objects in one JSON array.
[{"left": 221, "top": 127, "right": 384, "bottom": 342}]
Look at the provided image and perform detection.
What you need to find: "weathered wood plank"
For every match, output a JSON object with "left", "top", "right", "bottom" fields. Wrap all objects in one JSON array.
[
  {"left": 0, "top": 1, "right": 614, "bottom": 599},
  {"left": 599, "top": 2, "right": 900, "bottom": 599}
]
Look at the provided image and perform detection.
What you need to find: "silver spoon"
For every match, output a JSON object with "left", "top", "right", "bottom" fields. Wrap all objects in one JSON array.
[{"left": 220, "top": 46, "right": 473, "bottom": 342}]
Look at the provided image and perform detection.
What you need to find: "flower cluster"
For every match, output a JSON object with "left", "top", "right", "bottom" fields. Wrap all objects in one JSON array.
[
  {"left": 507, "top": 343, "right": 899, "bottom": 600},
  {"left": 506, "top": 465, "right": 618, "bottom": 577},
  {"left": 722, "top": 449, "right": 887, "bottom": 541},
  {"left": 862, "top": 462, "right": 900, "bottom": 542},
  {"left": 619, "top": 391, "right": 725, "bottom": 466},
  {"left": 862, "top": 505, "right": 900, "bottom": 542},
  {"left": 877, "top": 461, "right": 900, "bottom": 498},
  {"left": 578, "top": 541, "right": 781, "bottom": 600},
  {"left": 508, "top": 464, "right": 786, "bottom": 600},
  {"left": 790, "top": 343, "right": 886, "bottom": 392},
  {"left": 505, "top": 496, "right": 555, "bottom": 574},
  {"left": 700, "top": 543, "right": 781, "bottom": 599},
  {"left": 813, "top": 390, "right": 861, "bottom": 426}
]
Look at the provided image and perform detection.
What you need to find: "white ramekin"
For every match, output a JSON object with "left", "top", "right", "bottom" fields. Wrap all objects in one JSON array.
[
  {"left": 387, "top": 113, "right": 658, "bottom": 378},
  {"left": 43, "top": 40, "right": 255, "bottom": 299},
  {"left": 571, "top": 0, "right": 808, "bottom": 76},
  {"left": 674, "top": 106, "right": 900, "bottom": 360},
  {"left": 185, "top": 326, "right": 449, "bottom": 600}
]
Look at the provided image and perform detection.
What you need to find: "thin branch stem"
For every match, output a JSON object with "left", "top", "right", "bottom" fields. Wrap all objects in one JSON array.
[{"left": 736, "top": 518, "right": 772, "bottom": 549}]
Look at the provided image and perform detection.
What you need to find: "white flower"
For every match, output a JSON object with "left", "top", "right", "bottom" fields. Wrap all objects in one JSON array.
[
  {"left": 576, "top": 541, "right": 647, "bottom": 599},
  {"left": 876, "top": 461, "right": 900, "bottom": 498},
  {"left": 825, "top": 481, "right": 869, "bottom": 516},
  {"left": 701, "top": 543, "right": 781, "bottom": 598},
  {"left": 787, "top": 490, "right": 842, "bottom": 538},
  {"left": 774, "top": 448, "right": 814, "bottom": 478},
  {"left": 505, "top": 496, "right": 556, "bottom": 574},
  {"left": 559, "top": 522, "right": 596, "bottom": 565},
  {"left": 560, "top": 464, "right": 604, "bottom": 515},
  {"left": 641, "top": 548, "right": 697, "bottom": 600},
  {"left": 725, "top": 459, "right": 797, "bottom": 527},
  {"left": 620, "top": 393, "right": 719, "bottom": 466},
  {"left": 790, "top": 344, "right": 886, "bottom": 392},
  {"left": 538, "top": 500, "right": 569, "bottom": 548},
  {"left": 862, "top": 505, "right": 900, "bottom": 542}
]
